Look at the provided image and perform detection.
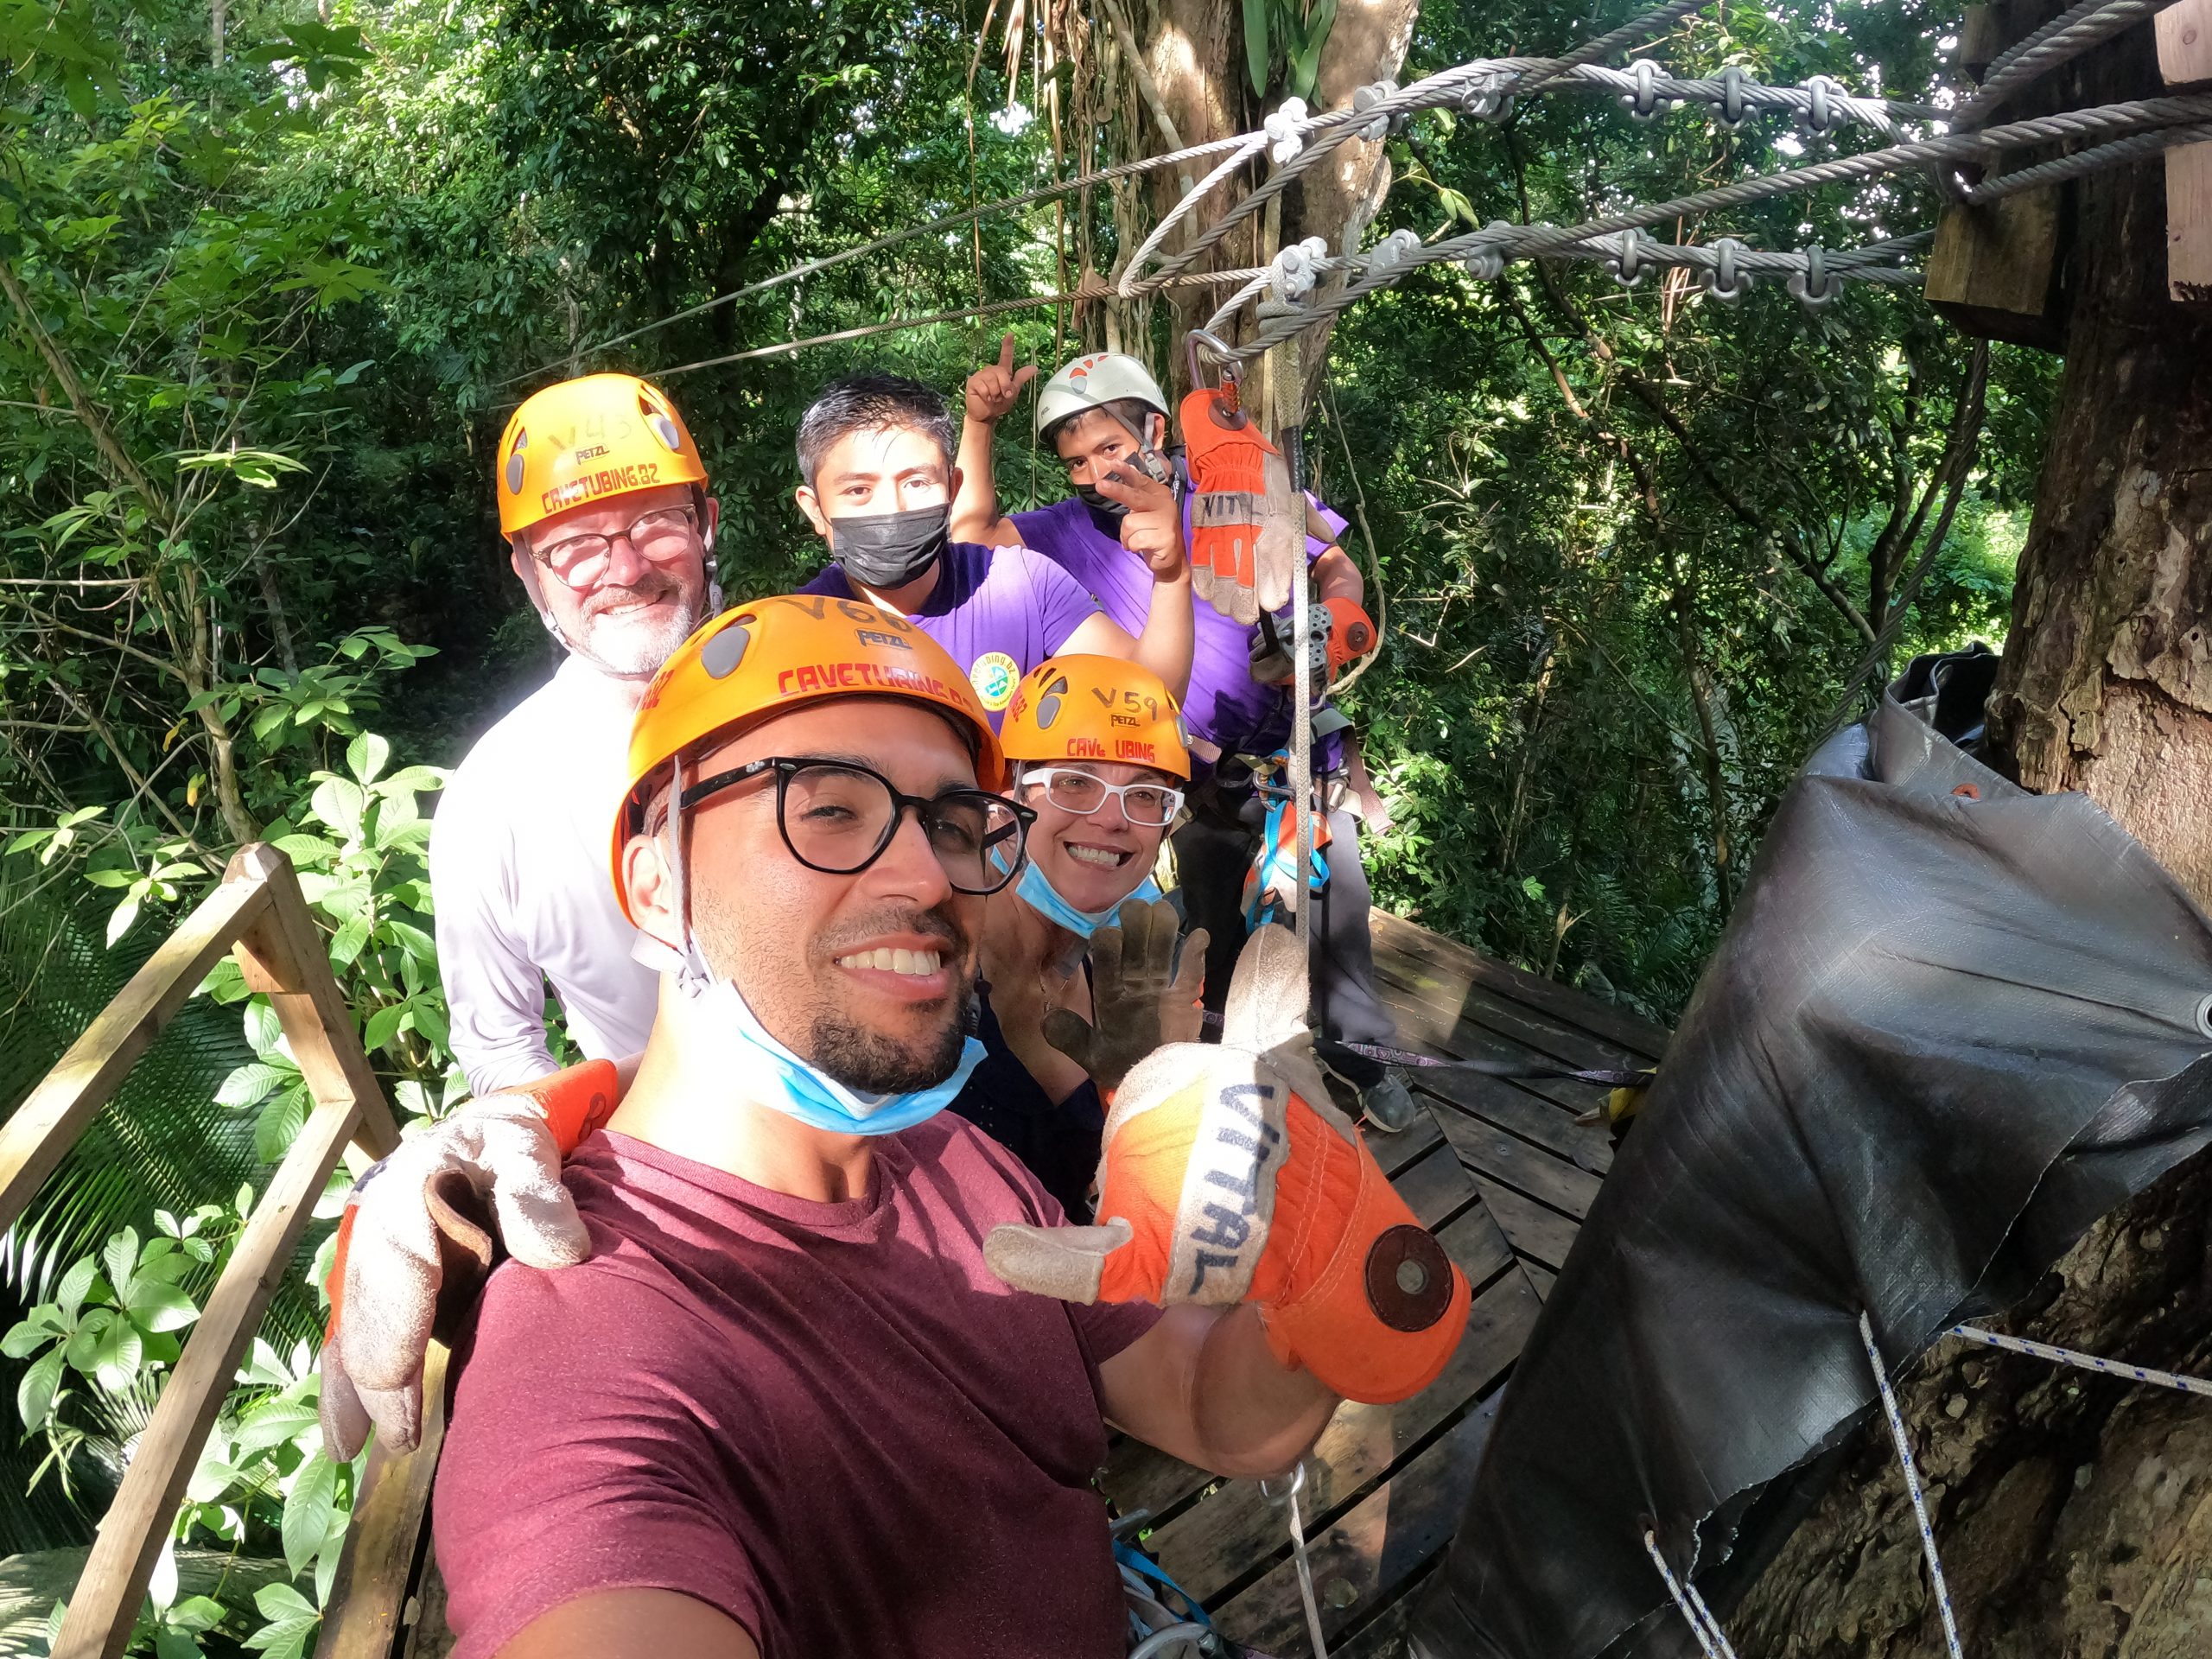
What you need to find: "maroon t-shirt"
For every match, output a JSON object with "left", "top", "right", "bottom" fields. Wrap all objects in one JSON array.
[{"left": 433, "top": 1122, "right": 1161, "bottom": 1659}]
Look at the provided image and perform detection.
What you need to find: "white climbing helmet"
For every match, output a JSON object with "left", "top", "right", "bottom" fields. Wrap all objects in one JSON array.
[{"left": 1035, "top": 352, "right": 1170, "bottom": 442}]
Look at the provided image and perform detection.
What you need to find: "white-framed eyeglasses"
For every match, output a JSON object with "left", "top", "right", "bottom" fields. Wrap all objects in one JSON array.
[{"left": 1020, "top": 766, "right": 1184, "bottom": 827}]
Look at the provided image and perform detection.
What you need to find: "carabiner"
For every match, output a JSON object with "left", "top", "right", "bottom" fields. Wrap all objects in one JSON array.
[{"left": 1185, "top": 328, "right": 1245, "bottom": 422}]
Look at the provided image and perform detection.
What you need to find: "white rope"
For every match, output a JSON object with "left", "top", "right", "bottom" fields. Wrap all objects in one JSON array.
[
  {"left": 1948, "top": 1323, "right": 2212, "bottom": 1399},
  {"left": 1861, "top": 1312, "right": 1965, "bottom": 1659},
  {"left": 1642, "top": 1530, "right": 1741, "bottom": 1659},
  {"left": 1287, "top": 1467, "right": 1332, "bottom": 1659}
]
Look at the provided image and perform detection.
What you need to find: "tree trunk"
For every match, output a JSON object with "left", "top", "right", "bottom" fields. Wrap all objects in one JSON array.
[{"left": 1729, "top": 19, "right": 2212, "bottom": 1656}]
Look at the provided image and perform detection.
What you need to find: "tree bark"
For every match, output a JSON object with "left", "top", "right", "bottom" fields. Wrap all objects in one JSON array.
[{"left": 1729, "top": 19, "right": 2212, "bottom": 1656}]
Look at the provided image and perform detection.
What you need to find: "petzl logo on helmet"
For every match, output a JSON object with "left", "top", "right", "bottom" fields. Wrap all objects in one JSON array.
[
  {"left": 1033, "top": 673, "right": 1070, "bottom": 729},
  {"left": 971, "top": 652, "right": 1020, "bottom": 712},
  {"left": 701, "top": 615, "right": 754, "bottom": 679},
  {"left": 505, "top": 430, "right": 527, "bottom": 496}
]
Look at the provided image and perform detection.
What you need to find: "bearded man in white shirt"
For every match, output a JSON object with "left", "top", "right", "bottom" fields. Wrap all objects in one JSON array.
[{"left": 430, "top": 373, "right": 719, "bottom": 1096}]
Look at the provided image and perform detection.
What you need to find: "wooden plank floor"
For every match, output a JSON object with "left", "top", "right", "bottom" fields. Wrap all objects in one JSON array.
[{"left": 1099, "top": 908, "right": 1665, "bottom": 1656}]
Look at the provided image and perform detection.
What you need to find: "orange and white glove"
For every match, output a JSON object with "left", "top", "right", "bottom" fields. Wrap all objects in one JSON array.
[
  {"left": 1182, "top": 390, "right": 1305, "bottom": 626},
  {"left": 317, "top": 1059, "right": 617, "bottom": 1459},
  {"left": 985, "top": 927, "right": 1467, "bottom": 1403}
]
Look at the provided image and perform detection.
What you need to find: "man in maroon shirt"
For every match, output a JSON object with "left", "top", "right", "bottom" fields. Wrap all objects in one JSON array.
[{"left": 432, "top": 597, "right": 1340, "bottom": 1659}]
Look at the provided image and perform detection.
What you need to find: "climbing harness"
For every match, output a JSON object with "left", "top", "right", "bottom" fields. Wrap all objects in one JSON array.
[{"left": 1114, "top": 1531, "right": 1221, "bottom": 1657}]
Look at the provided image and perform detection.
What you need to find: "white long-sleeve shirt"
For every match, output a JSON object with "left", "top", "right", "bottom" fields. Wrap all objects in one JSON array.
[{"left": 431, "top": 656, "right": 658, "bottom": 1096}]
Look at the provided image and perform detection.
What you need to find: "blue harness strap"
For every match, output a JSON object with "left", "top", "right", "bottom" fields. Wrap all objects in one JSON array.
[{"left": 1114, "top": 1538, "right": 1214, "bottom": 1630}]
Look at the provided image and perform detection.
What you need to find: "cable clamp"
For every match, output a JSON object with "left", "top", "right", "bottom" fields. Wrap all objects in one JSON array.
[
  {"left": 1352, "top": 79, "right": 1401, "bottom": 140},
  {"left": 1716, "top": 65, "right": 1748, "bottom": 128},
  {"left": 1703, "top": 237, "right": 1751, "bottom": 302},
  {"left": 1619, "top": 60, "right": 1674, "bottom": 124},
  {"left": 1462, "top": 219, "right": 1516, "bottom": 281},
  {"left": 1363, "top": 226, "right": 1423, "bottom": 276},
  {"left": 1270, "top": 234, "right": 1332, "bottom": 302},
  {"left": 1797, "top": 73, "right": 1840, "bottom": 136},
  {"left": 1788, "top": 244, "right": 1839, "bottom": 310},
  {"left": 1604, "top": 228, "right": 1650, "bottom": 288},
  {"left": 1265, "top": 97, "right": 1311, "bottom": 166}
]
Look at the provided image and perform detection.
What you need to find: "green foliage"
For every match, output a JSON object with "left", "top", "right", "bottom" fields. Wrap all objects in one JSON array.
[{"left": 3, "top": 1206, "right": 355, "bottom": 1657}]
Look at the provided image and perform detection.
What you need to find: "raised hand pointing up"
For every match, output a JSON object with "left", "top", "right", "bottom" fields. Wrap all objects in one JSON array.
[{"left": 965, "top": 332, "right": 1039, "bottom": 423}]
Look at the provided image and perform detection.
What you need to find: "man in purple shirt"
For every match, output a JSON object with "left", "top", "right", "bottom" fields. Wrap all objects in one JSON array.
[
  {"left": 951, "top": 342, "right": 1416, "bottom": 1131},
  {"left": 794, "top": 371, "right": 1191, "bottom": 724}
]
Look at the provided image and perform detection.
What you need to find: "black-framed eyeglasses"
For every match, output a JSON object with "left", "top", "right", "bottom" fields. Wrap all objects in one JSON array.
[
  {"left": 680, "top": 757, "right": 1033, "bottom": 895},
  {"left": 531, "top": 505, "right": 701, "bottom": 589}
]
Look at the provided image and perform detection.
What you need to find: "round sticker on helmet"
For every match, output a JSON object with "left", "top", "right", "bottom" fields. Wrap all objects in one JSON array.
[{"left": 970, "top": 652, "right": 1020, "bottom": 712}]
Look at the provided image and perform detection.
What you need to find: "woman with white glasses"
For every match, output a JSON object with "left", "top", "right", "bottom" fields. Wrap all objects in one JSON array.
[{"left": 952, "top": 655, "right": 1207, "bottom": 1219}]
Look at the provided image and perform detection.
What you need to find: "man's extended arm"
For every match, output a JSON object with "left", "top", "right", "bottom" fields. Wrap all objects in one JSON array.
[
  {"left": 1098, "top": 1303, "right": 1338, "bottom": 1478},
  {"left": 950, "top": 332, "right": 1030, "bottom": 548},
  {"left": 501, "top": 1590, "right": 758, "bottom": 1659}
]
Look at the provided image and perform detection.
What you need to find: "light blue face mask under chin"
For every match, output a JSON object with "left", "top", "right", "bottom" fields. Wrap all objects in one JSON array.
[
  {"left": 1014, "top": 857, "right": 1163, "bottom": 939},
  {"left": 637, "top": 937, "right": 982, "bottom": 1136}
]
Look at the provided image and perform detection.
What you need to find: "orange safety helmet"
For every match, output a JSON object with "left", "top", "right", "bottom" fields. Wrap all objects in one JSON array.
[
  {"left": 610, "top": 594, "right": 1009, "bottom": 923},
  {"left": 495, "top": 372, "right": 709, "bottom": 538},
  {"left": 1000, "top": 655, "right": 1192, "bottom": 782}
]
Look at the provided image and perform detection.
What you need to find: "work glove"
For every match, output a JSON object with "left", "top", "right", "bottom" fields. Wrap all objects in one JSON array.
[
  {"left": 1182, "top": 389, "right": 1300, "bottom": 626},
  {"left": 1042, "top": 899, "right": 1208, "bottom": 1096},
  {"left": 1249, "top": 599, "right": 1379, "bottom": 690},
  {"left": 318, "top": 1059, "right": 616, "bottom": 1459},
  {"left": 986, "top": 926, "right": 1469, "bottom": 1403}
]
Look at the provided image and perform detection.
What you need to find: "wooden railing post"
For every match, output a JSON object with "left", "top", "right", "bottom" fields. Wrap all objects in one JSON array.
[{"left": 31, "top": 846, "right": 404, "bottom": 1659}]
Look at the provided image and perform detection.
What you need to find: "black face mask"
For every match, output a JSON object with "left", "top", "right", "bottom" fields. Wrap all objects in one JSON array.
[
  {"left": 830, "top": 502, "right": 950, "bottom": 589},
  {"left": 1075, "top": 481, "right": 1127, "bottom": 520}
]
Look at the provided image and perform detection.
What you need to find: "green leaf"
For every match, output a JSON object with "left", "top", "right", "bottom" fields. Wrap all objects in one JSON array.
[
  {"left": 92, "top": 1316, "right": 143, "bottom": 1393},
  {"left": 218, "top": 1060, "right": 293, "bottom": 1109},
  {"left": 55, "top": 1257, "right": 96, "bottom": 1319},
  {"left": 384, "top": 919, "right": 437, "bottom": 964},
  {"left": 410, "top": 998, "right": 449, "bottom": 1052},
  {"left": 17, "top": 1349, "right": 63, "bottom": 1428},
  {"left": 310, "top": 778, "right": 368, "bottom": 840},
  {"left": 1242, "top": 0, "right": 1271, "bottom": 95},
  {"left": 2, "top": 1319, "right": 55, "bottom": 1359},
  {"left": 283, "top": 1450, "right": 339, "bottom": 1575},
  {"left": 346, "top": 733, "right": 390, "bottom": 786},
  {"left": 105, "top": 894, "right": 142, "bottom": 947},
  {"left": 233, "top": 1395, "right": 320, "bottom": 1453},
  {"left": 362, "top": 1003, "right": 408, "bottom": 1053},
  {"left": 254, "top": 1090, "right": 310, "bottom": 1164},
  {"left": 255, "top": 1583, "right": 318, "bottom": 1623},
  {"left": 124, "top": 1279, "right": 200, "bottom": 1334},
  {"left": 155, "top": 1629, "right": 201, "bottom": 1659},
  {"left": 245, "top": 1000, "right": 286, "bottom": 1059},
  {"left": 103, "top": 1229, "right": 139, "bottom": 1294},
  {"left": 149, "top": 1532, "right": 178, "bottom": 1611},
  {"left": 168, "top": 1594, "right": 227, "bottom": 1633},
  {"left": 242, "top": 1614, "right": 318, "bottom": 1659},
  {"left": 329, "top": 914, "right": 372, "bottom": 968}
]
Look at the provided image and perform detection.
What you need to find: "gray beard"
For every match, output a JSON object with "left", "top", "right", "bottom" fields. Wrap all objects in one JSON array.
[{"left": 571, "top": 593, "right": 704, "bottom": 677}]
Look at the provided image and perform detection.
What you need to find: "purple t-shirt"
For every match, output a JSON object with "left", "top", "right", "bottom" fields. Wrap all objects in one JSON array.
[
  {"left": 803, "top": 541, "right": 1099, "bottom": 728},
  {"left": 1012, "top": 493, "right": 1348, "bottom": 760},
  {"left": 435, "top": 1124, "right": 1160, "bottom": 1659}
]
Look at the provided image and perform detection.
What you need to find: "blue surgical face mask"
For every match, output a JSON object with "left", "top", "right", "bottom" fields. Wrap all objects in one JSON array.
[
  {"left": 639, "top": 936, "right": 982, "bottom": 1135},
  {"left": 1015, "top": 857, "right": 1164, "bottom": 939}
]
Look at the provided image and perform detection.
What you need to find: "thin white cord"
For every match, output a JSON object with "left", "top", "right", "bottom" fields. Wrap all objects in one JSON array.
[
  {"left": 1861, "top": 1311, "right": 1965, "bottom": 1659},
  {"left": 1641, "top": 1529, "right": 1740, "bottom": 1659}
]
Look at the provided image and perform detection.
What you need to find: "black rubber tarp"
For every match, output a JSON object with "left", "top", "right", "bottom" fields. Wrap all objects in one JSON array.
[{"left": 1414, "top": 649, "right": 2212, "bottom": 1659}]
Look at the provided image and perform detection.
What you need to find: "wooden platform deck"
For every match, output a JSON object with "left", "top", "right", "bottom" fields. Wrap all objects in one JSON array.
[{"left": 1098, "top": 908, "right": 1669, "bottom": 1657}]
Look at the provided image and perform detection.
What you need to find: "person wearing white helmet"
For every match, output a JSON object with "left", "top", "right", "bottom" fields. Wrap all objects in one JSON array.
[{"left": 951, "top": 339, "right": 1419, "bottom": 1132}]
